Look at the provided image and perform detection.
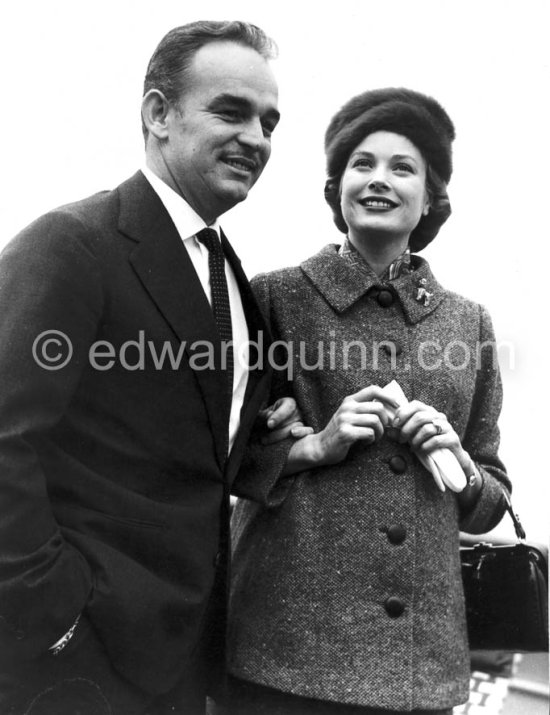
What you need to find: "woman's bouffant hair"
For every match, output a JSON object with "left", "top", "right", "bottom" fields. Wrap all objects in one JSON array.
[{"left": 324, "top": 87, "right": 455, "bottom": 252}]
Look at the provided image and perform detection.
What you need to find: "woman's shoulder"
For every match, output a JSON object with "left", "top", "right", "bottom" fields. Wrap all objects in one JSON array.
[
  {"left": 417, "top": 257, "right": 492, "bottom": 319},
  {"left": 443, "top": 287, "right": 484, "bottom": 312},
  {"left": 251, "top": 264, "right": 301, "bottom": 289},
  {"left": 251, "top": 244, "right": 340, "bottom": 292},
  {"left": 434, "top": 286, "right": 499, "bottom": 346},
  {"left": 441, "top": 288, "right": 496, "bottom": 329}
]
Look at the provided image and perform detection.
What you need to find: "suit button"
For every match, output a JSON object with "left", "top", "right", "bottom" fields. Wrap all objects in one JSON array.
[
  {"left": 385, "top": 597, "right": 405, "bottom": 617},
  {"left": 377, "top": 290, "right": 394, "bottom": 308},
  {"left": 387, "top": 524, "right": 407, "bottom": 545},
  {"left": 382, "top": 340, "right": 403, "bottom": 356},
  {"left": 388, "top": 455, "right": 407, "bottom": 474}
]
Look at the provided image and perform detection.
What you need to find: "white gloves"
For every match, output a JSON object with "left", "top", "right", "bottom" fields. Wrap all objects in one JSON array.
[{"left": 380, "top": 380, "right": 466, "bottom": 493}]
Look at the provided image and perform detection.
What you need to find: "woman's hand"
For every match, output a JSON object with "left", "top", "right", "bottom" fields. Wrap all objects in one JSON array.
[
  {"left": 392, "top": 400, "right": 483, "bottom": 507},
  {"left": 282, "top": 386, "right": 398, "bottom": 475},
  {"left": 391, "top": 400, "right": 473, "bottom": 472},
  {"left": 260, "top": 397, "right": 314, "bottom": 445}
]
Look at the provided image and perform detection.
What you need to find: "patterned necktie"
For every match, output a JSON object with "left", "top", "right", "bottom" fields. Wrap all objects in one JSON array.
[{"left": 196, "top": 228, "right": 234, "bottom": 410}]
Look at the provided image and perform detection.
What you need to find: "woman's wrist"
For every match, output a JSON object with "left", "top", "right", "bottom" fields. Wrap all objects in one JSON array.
[
  {"left": 456, "top": 462, "right": 483, "bottom": 510},
  {"left": 282, "top": 433, "right": 325, "bottom": 476},
  {"left": 456, "top": 449, "right": 477, "bottom": 486},
  {"left": 464, "top": 465, "right": 479, "bottom": 489}
]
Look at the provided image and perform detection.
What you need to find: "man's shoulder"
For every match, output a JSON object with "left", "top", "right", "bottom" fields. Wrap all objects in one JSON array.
[
  {"left": 10, "top": 186, "right": 115, "bottom": 240},
  {"left": 12, "top": 172, "right": 148, "bottom": 234},
  {"left": 0, "top": 192, "right": 114, "bottom": 269},
  {"left": 47, "top": 188, "right": 116, "bottom": 229},
  {"left": 2, "top": 173, "right": 151, "bottom": 261}
]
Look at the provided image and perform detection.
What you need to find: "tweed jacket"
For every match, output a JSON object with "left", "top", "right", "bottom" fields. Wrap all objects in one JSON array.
[{"left": 228, "top": 244, "right": 510, "bottom": 711}]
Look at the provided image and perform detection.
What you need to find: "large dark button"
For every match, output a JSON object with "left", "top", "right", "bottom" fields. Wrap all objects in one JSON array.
[
  {"left": 388, "top": 455, "right": 407, "bottom": 474},
  {"left": 377, "top": 290, "right": 394, "bottom": 308},
  {"left": 385, "top": 596, "right": 405, "bottom": 617},
  {"left": 382, "top": 340, "right": 403, "bottom": 357},
  {"left": 387, "top": 524, "right": 407, "bottom": 545}
]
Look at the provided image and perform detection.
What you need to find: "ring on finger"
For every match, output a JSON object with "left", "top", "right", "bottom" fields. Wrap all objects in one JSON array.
[{"left": 432, "top": 420, "right": 443, "bottom": 436}]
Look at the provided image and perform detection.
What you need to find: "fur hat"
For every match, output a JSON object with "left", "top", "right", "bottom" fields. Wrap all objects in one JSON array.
[{"left": 324, "top": 87, "right": 455, "bottom": 251}]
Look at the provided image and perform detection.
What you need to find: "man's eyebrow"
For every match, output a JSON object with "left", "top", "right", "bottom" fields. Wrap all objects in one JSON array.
[
  {"left": 209, "top": 93, "right": 249, "bottom": 108},
  {"left": 210, "top": 93, "right": 280, "bottom": 123}
]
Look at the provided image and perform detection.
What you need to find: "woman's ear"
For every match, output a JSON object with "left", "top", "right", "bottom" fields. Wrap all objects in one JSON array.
[
  {"left": 422, "top": 187, "right": 431, "bottom": 216},
  {"left": 141, "top": 89, "right": 172, "bottom": 140}
]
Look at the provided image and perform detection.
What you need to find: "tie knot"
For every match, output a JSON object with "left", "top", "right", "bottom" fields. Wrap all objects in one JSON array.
[{"left": 196, "top": 228, "right": 222, "bottom": 255}]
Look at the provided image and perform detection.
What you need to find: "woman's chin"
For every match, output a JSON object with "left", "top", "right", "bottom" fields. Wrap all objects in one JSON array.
[{"left": 350, "top": 225, "right": 410, "bottom": 246}]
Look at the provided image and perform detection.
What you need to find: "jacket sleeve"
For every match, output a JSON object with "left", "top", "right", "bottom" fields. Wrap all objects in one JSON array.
[
  {"left": 459, "top": 303, "right": 511, "bottom": 533},
  {"left": 231, "top": 272, "right": 299, "bottom": 508},
  {"left": 0, "top": 211, "right": 102, "bottom": 659}
]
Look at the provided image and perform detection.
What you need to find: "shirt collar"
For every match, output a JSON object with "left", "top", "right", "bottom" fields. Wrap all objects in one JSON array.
[{"left": 141, "top": 165, "right": 221, "bottom": 241}]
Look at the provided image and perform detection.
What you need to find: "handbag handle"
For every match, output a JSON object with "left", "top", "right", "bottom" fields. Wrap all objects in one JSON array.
[{"left": 502, "top": 489, "right": 526, "bottom": 541}]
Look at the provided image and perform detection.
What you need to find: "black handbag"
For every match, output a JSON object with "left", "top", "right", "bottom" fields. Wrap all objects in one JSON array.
[{"left": 460, "top": 491, "right": 548, "bottom": 653}]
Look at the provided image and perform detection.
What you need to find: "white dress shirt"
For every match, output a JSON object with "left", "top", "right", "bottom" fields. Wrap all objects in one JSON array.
[{"left": 142, "top": 166, "right": 249, "bottom": 453}]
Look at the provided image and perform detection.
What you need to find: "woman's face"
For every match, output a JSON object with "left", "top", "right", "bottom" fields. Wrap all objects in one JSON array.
[{"left": 339, "top": 130, "right": 430, "bottom": 244}]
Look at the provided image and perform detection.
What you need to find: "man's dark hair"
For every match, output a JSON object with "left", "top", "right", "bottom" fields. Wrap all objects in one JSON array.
[{"left": 142, "top": 20, "right": 277, "bottom": 138}]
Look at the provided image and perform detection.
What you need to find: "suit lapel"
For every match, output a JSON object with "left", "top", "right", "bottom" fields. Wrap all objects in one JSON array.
[
  {"left": 117, "top": 172, "right": 229, "bottom": 469},
  {"left": 221, "top": 229, "right": 271, "bottom": 399},
  {"left": 220, "top": 230, "right": 272, "bottom": 479},
  {"left": 220, "top": 228, "right": 271, "bottom": 387}
]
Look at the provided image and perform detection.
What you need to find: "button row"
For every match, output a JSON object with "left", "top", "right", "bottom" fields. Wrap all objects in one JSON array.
[{"left": 383, "top": 450, "right": 407, "bottom": 617}]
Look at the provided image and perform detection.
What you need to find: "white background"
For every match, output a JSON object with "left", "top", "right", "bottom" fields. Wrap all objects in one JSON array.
[{"left": 1, "top": 0, "right": 548, "bottom": 541}]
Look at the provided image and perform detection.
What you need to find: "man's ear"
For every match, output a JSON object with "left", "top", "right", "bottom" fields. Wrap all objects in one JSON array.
[{"left": 141, "top": 89, "right": 172, "bottom": 140}]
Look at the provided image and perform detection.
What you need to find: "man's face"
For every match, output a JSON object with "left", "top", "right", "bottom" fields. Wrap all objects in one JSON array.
[{"left": 161, "top": 41, "right": 279, "bottom": 223}]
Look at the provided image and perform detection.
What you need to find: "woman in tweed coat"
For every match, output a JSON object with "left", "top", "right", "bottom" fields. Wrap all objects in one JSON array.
[{"left": 225, "top": 89, "right": 510, "bottom": 715}]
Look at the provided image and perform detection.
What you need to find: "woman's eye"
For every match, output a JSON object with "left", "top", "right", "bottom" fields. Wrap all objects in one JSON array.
[
  {"left": 352, "top": 158, "right": 373, "bottom": 168},
  {"left": 394, "top": 163, "right": 414, "bottom": 173}
]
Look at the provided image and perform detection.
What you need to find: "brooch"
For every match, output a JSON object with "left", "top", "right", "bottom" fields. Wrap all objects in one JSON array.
[{"left": 414, "top": 277, "right": 433, "bottom": 306}]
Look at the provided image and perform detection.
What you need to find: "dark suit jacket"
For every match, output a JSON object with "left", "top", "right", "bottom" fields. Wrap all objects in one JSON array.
[{"left": 0, "top": 171, "right": 271, "bottom": 694}]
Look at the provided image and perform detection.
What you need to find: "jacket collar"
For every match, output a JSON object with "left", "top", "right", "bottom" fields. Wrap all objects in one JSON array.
[
  {"left": 118, "top": 172, "right": 220, "bottom": 346},
  {"left": 300, "top": 243, "right": 445, "bottom": 324}
]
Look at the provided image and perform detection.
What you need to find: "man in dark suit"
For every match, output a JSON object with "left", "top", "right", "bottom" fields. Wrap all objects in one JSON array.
[{"left": 0, "top": 20, "right": 298, "bottom": 715}]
